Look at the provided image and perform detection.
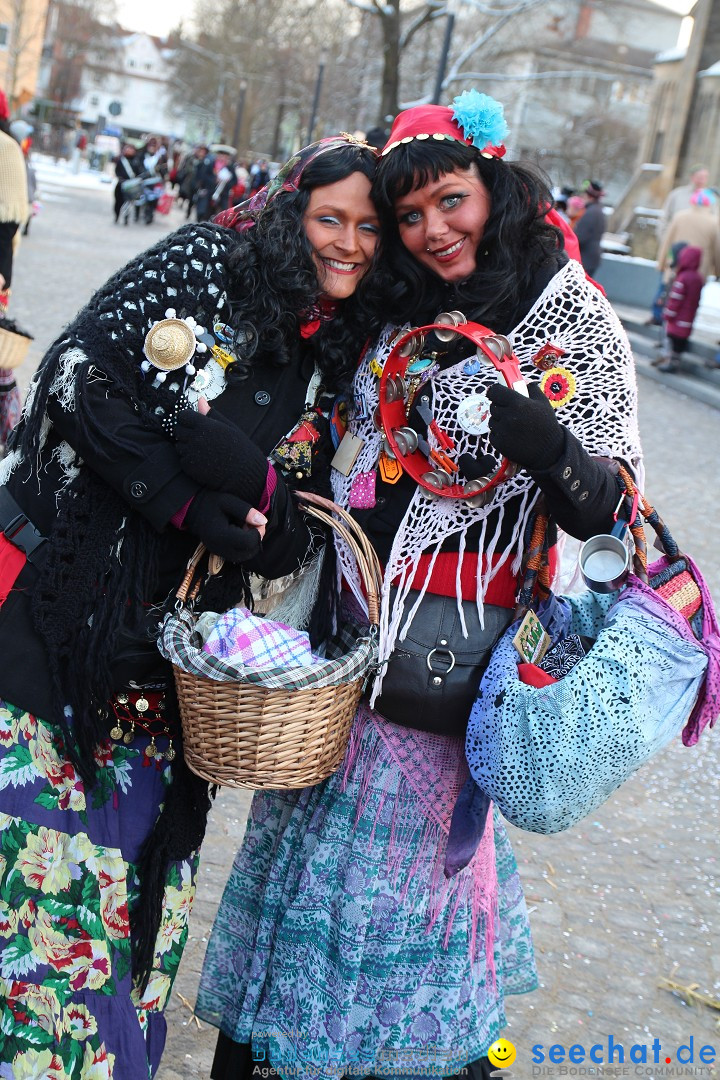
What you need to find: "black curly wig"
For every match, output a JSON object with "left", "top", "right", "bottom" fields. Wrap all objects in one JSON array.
[
  {"left": 372, "top": 139, "right": 564, "bottom": 333},
  {"left": 224, "top": 143, "right": 384, "bottom": 393}
]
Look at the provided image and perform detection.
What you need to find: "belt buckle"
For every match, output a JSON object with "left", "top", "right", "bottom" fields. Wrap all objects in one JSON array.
[{"left": 3, "top": 512, "right": 47, "bottom": 562}]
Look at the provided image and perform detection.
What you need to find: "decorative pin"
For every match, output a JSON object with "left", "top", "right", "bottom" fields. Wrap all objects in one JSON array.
[
  {"left": 539, "top": 366, "right": 576, "bottom": 408},
  {"left": 353, "top": 392, "right": 369, "bottom": 421},
  {"left": 213, "top": 321, "right": 234, "bottom": 344},
  {"left": 532, "top": 342, "right": 567, "bottom": 371},
  {"left": 407, "top": 356, "right": 436, "bottom": 375},
  {"left": 369, "top": 356, "right": 384, "bottom": 379},
  {"left": 456, "top": 392, "right": 492, "bottom": 435},
  {"left": 143, "top": 319, "right": 197, "bottom": 372},
  {"left": 378, "top": 450, "right": 403, "bottom": 484},
  {"left": 348, "top": 470, "right": 377, "bottom": 509},
  {"left": 462, "top": 357, "right": 484, "bottom": 376}
]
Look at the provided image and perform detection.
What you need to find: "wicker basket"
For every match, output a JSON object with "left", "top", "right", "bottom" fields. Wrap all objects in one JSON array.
[
  {"left": 160, "top": 492, "right": 382, "bottom": 789},
  {"left": 0, "top": 324, "right": 31, "bottom": 370}
]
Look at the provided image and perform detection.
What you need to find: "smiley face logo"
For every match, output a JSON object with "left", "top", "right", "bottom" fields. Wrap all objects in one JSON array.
[{"left": 487, "top": 1039, "right": 517, "bottom": 1069}]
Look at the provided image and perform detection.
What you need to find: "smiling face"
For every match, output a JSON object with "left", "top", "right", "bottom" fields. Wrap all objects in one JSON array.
[
  {"left": 302, "top": 172, "right": 380, "bottom": 300},
  {"left": 394, "top": 165, "right": 491, "bottom": 284},
  {"left": 487, "top": 1039, "right": 517, "bottom": 1068}
]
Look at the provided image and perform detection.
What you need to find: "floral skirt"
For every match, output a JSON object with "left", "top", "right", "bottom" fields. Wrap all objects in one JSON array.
[
  {"left": 0, "top": 698, "right": 197, "bottom": 1079},
  {"left": 195, "top": 707, "right": 537, "bottom": 1080}
]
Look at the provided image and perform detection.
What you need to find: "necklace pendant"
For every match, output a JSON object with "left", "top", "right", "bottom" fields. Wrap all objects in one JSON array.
[{"left": 406, "top": 355, "right": 435, "bottom": 375}]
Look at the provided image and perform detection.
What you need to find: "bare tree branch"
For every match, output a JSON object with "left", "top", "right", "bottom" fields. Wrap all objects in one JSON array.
[
  {"left": 443, "top": 0, "right": 551, "bottom": 89},
  {"left": 400, "top": 0, "right": 446, "bottom": 49},
  {"left": 343, "top": 0, "right": 377, "bottom": 13}
]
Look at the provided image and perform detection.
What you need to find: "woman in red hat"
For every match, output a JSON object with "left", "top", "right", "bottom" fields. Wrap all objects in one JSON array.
[{"left": 198, "top": 93, "right": 642, "bottom": 1080}]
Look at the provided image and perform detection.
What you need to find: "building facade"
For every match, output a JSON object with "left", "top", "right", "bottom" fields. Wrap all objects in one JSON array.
[{"left": 0, "top": 0, "right": 50, "bottom": 108}]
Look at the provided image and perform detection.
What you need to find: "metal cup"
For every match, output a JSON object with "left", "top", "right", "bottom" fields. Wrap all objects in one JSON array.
[{"left": 579, "top": 533, "right": 631, "bottom": 593}]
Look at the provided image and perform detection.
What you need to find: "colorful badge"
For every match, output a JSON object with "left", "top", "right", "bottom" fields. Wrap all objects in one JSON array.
[
  {"left": 456, "top": 392, "right": 491, "bottom": 435},
  {"left": 540, "top": 366, "right": 576, "bottom": 408}
]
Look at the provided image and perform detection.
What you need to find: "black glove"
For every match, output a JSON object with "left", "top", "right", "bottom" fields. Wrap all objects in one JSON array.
[
  {"left": 486, "top": 382, "right": 565, "bottom": 472},
  {"left": 183, "top": 489, "right": 262, "bottom": 563},
  {"left": 175, "top": 408, "right": 269, "bottom": 504}
]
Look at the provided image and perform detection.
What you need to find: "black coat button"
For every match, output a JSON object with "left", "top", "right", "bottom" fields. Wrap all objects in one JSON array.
[
  {"left": 254, "top": 390, "right": 271, "bottom": 406},
  {"left": 130, "top": 481, "right": 147, "bottom": 499}
]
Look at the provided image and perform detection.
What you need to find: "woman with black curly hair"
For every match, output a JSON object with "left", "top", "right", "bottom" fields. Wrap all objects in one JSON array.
[
  {"left": 197, "top": 95, "right": 641, "bottom": 1080},
  {"left": 0, "top": 135, "right": 380, "bottom": 1078}
]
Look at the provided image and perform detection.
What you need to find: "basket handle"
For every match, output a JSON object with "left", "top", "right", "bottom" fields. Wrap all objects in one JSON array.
[
  {"left": 173, "top": 495, "right": 384, "bottom": 627},
  {"left": 175, "top": 543, "right": 223, "bottom": 605},
  {"left": 294, "top": 491, "right": 384, "bottom": 627}
]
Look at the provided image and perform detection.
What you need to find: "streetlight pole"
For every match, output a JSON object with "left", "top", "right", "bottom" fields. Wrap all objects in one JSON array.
[
  {"left": 182, "top": 40, "right": 231, "bottom": 143},
  {"left": 431, "top": 13, "right": 455, "bottom": 105},
  {"left": 306, "top": 54, "right": 326, "bottom": 145},
  {"left": 231, "top": 80, "right": 247, "bottom": 150}
]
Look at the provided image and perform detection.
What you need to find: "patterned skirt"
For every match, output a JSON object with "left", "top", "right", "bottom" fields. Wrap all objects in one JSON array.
[
  {"left": 196, "top": 707, "right": 537, "bottom": 1080},
  {"left": 0, "top": 698, "right": 196, "bottom": 1080}
]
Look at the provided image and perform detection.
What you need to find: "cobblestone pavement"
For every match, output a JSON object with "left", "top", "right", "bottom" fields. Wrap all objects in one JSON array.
[{"left": 9, "top": 176, "right": 720, "bottom": 1080}]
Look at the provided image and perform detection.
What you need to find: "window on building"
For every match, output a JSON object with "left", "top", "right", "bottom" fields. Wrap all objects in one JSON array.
[
  {"left": 145, "top": 63, "right": 152, "bottom": 70},
  {"left": 89, "top": 95, "right": 99, "bottom": 106},
  {"left": 0, "top": 24, "right": 9, "bottom": 48}
]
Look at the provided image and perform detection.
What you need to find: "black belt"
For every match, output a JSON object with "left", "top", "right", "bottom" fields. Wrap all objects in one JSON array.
[{"left": 0, "top": 487, "right": 48, "bottom": 563}]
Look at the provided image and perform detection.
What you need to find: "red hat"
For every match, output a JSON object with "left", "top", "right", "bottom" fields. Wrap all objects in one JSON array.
[
  {"left": 381, "top": 90, "right": 508, "bottom": 160},
  {"left": 0, "top": 91, "right": 9, "bottom": 122}
]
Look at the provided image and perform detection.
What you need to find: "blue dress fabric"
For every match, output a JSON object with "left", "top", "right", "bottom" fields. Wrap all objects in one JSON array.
[{"left": 195, "top": 708, "right": 536, "bottom": 1079}]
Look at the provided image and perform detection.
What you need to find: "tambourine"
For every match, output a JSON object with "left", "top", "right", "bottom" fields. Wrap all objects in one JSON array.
[{"left": 378, "top": 314, "right": 528, "bottom": 505}]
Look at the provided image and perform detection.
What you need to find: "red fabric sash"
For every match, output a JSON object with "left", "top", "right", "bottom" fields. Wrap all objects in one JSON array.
[{"left": 0, "top": 533, "right": 26, "bottom": 607}]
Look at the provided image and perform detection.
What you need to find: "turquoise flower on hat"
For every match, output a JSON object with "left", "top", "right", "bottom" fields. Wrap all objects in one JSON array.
[{"left": 451, "top": 90, "right": 509, "bottom": 150}]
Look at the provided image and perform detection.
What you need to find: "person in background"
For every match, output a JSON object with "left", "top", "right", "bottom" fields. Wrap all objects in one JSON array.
[
  {"left": 250, "top": 158, "right": 270, "bottom": 195},
  {"left": 656, "top": 244, "right": 704, "bottom": 374},
  {"left": 657, "top": 188, "right": 720, "bottom": 285},
  {"left": 196, "top": 92, "right": 641, "bottom": 1080},
  {"left": 566, "top": 194, "right": 586, "bottom": 229},
  {"left": 113, "top": 142, "right": 141, "bottom": 223},
  {"left": 365, "top": 125, "right": 389, "bottom": 151},
  {"left": 71, "top": 123, "right": 87, "bottom": 173},
  {"left": 573, "top": 179, "right": 605, "bottom": 277},
  {"left": 229, "top": 159, "right": 250, "bottom": 205},
  {"left": 191, "top": 144, "right": 217, "bottom": 221},
  {"left": 0, "top": 89, "right": 30, "bottom": 449},
  {"left": 0, "top": 134, "right": 381, "bottom": 1078},
  {"left": 139, "top": 135, "right": 161, "bottom": 175},
  {"left": 656, "top": 164, "right": 714, "bottom": 244},
  {"left": 212, "top": 150, "right": 238, "bottom": 214}
]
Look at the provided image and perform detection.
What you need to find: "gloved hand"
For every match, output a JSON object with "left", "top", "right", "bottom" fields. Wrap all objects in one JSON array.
[
  {"left": 486, "top": 382, "right": 565, "bottom": 472},
  {"left": 175, "top": 407, "right": 269, "bottom": 504},
  {"left": 183, "top": 489, "right": 265, "bottom": 563}
]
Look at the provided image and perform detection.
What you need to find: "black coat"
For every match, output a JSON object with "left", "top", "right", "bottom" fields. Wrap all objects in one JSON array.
[{"left": 0, "top": 225, "right": 319, "bottom": 721}]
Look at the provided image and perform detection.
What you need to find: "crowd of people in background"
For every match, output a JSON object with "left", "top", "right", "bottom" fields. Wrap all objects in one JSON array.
[{"left": 552, "top": 165, "right": 720, "bottom": 373}]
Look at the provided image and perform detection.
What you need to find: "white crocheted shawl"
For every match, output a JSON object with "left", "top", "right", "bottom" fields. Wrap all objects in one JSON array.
[{"left": 332, "top": 259, "right": 643, "bottom": 703}]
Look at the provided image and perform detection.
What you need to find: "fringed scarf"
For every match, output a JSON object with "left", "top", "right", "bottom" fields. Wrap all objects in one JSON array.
[{"left": 333, "top": 259, "right": 643, "bottom": 705}]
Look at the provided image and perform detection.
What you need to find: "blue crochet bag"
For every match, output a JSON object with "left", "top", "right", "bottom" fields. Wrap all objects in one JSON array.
[{"left": 463, "top": 478, "right": 715, "bottom": 836}]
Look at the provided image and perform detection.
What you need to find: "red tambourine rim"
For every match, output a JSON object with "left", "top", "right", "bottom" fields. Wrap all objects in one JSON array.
[{"left": 378, "top": 321, "right": 526, "bottom": 499}]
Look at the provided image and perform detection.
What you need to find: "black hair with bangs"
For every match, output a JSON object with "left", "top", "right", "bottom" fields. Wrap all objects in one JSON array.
[{"left": 372, "top": 139, "right": 564, "bottom": 332}]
